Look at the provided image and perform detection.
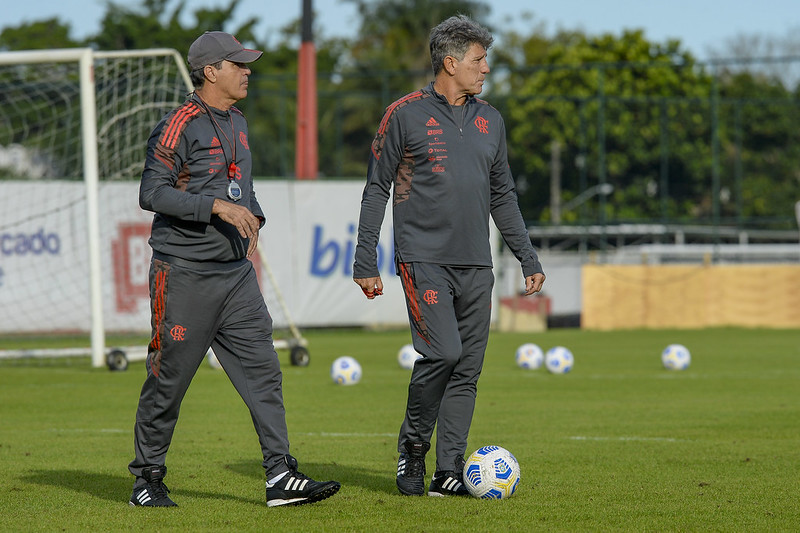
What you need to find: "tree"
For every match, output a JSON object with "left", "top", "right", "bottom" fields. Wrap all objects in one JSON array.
[
  {"left": 716, "top": 70, "right": 800, "bottom": 223},
  {"left": 492, "top": 28, "right": 715, "bottom": 224},
  {"left": 2, "top": 1, "right": 798, "bottom": 225},
  {"left": 707, "top": 29, "right": 800, "bottom": 90},
  {"left": 317, "top": 0, "right": 493, "bottom": 177},
  {"left": 0, "top": 19, "right": 79, "bottom": 50},
  {"left": 345, "top": 0, "right": 491, "bottom": 78},
  {"left": 89, "top": 0, "right": 261, "bottom": 57}
]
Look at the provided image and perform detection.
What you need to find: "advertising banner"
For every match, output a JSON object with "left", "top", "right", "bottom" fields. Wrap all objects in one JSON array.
[
  {"left": 104, "top": 180, "right": 408, "bottom": 331},
  {"left": 3, "top": 181, "right": 505, "bottom": 333}
]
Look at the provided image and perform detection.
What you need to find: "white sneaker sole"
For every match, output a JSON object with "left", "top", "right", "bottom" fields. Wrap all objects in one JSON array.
[{"left": 267, "top": 497, "right": 307, "bottom": 507}]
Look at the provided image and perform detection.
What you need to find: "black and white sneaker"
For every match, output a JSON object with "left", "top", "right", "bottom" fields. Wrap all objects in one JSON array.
[
  {"left": 265, "top": 455, "right": 340, "bottom": 507},
  {"left": 129, "top": 465, "right": 177, "bottom": 507},
  {"left": 396, "top": 441, "right": 430, "bottom": 496},
  {"left": 428, "top": 471, "right": 469, "bottom": 497},
  {"left": 429, "top": 455, "right": 469, "bottom": 497}
]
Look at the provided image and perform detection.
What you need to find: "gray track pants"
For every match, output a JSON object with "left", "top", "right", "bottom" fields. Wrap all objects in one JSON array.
[
  {"left": 397, "top": 262, "right": 494, "bottom": 473},
  {"left": 128, "top": 254, "right": 291, "bottom": 482}
]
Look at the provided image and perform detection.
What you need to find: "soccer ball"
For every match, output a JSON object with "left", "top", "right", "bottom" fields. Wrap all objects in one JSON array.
[
  {"left": 397, "top": 344, "right": 423, "bottom": 369},
  {"left": 662, "top": 344, "right": 691, "bottom": 370},
  {"left": 330, "top": 356, "right": 362, "bottom": 385},
  {"left": 545, "top": 346, "right": 574, "bottom": 374},
  {"left": 463, "top": 445, "right": 521, "bottom": 499},
  {"left": 515, "top": 343, "right": 544, "bottom": 369}
]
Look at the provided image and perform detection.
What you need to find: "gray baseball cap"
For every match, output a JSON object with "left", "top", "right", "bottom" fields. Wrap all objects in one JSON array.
[{"left": 188, "top": 31, "right": 263, "bottom": 70}]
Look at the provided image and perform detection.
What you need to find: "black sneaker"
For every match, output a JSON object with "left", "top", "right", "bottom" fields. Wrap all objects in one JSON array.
[
  {"left": 396, "top": 441, "right": 430, "bottom": 496},
  {"left": 428, "top": 455, "right": 469, "bottom": 497},
  {"left": 265, "top": 455, "right": 340, "bottom": 507},
  {"left": 129, "top": 466, "right": 177, "bottom": 507}
]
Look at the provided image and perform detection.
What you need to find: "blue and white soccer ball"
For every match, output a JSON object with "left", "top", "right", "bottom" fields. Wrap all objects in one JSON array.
[
  {"left": 515, "top": 343, "right": 544, "bottom": 369},
  {"left": 662, "top": 344, "right": 691, "bottom": 370},
  {"left": 330, "top": 356, "right": 362, "bottom": 385},
  {"left": 463, "top": 445, "right": 521, "bottom": 499},
  {"left": 545, "top": 346, "right": 574, "bottom": 374},
  {"left": 397, "top": 344, "right": 423, "bottom": 369}
]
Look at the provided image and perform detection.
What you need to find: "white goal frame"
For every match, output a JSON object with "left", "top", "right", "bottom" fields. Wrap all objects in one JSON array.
[
  {"left": 2, "top": 50, "right": 179, "bottom": 366},
  {"left": 0, "top": 48, "right": 146, "bottom": 367},
  {"left": 1, "top": 48, "right": 308, "bottom": 368}
]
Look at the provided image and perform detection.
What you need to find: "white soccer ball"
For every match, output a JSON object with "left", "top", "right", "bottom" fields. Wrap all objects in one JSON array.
[
  {"left": 545, "top": 346, "right": 574, "bottom": 374},
  {"left": 463, "top": 445, "right": 521, "bottom": 499},
  {"left": 661, "top": 344, "right": 691, "bottom": 370},
  {"left": 515, "top": 343, "right": 544, "bottom": 369},
  {"left": 206, "top": 348, "right": 222, "bottom": 369},
  {"left": 330, "top": 356, "right": 362, "bottom": 385},
  {"left": 397, "top": 344, "right": 423, "bottom": 369}
]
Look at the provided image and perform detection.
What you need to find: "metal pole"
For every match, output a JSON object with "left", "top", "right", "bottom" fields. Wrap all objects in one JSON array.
[
  {"left": 578, "top": 101, "right": 588, "bottom": 224},
  {"left": 295, "top": 0, "right": 318, "bottom": 179},
  {"left": 734, "top": 103, "right": 743, "bottom": 229},
  {"left": 711, "top": 73, "right": 721, "bottom": 260},
  {"left": 550, "top": 140, "right": 561, "bottom": 224},
  {"left": 597, "top": 69, "right": 607, "bottom": 255},
  {"left": 659, "top": 99, "right": 669, "bottom": 223}
]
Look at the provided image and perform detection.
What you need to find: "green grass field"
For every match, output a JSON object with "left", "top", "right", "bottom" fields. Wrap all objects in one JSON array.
[{"left": 1, "top": 327, "right": 798, "bottom": 532}]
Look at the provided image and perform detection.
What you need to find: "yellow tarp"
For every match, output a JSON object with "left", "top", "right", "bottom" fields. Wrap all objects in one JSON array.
[{"left": 582, "top": 264, "right": 800, "bottom": 329}]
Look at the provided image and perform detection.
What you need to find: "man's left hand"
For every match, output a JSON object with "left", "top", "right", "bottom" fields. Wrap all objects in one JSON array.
[{"left": 523, "top": 273, "right": 546, "bottom": 296}]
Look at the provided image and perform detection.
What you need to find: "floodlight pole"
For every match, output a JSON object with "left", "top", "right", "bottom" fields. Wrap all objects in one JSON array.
[{"left": 295, "top": 0, "right": 318, "bottom": 179}]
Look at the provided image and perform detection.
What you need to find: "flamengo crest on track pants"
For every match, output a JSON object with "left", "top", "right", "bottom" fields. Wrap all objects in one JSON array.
[
  {"left": 129, "top": 255, "right": 291, "bottom": 482},
  {"left": 397, "top": 262, "right": 494, "bottom": 473}
]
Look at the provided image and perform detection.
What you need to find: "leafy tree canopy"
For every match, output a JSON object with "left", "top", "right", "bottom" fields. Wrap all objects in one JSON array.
[
  {"left": 1, "top": 0, "right": 797, "bottom": 227},
  {"left": 0, "top": 18, "right": 78, "bottom": 50}
]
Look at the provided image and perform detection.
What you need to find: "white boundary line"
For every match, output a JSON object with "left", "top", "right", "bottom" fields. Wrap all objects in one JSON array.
[
  {"left": 568, "top": 435, "right": 685, "bottom": 442},
  {"left": 296, "top": 432, "right": 396, "bottom": 438}
]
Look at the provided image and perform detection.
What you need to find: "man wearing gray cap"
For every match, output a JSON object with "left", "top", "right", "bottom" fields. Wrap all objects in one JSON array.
[{"left": 128, "top": 31, "right": 340, "bottom": 508}]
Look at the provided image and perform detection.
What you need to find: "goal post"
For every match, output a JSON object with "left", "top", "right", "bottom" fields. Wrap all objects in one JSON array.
[
  {"left": 0, "top": 48, "right": 191, "bottom": 367},
  {"left": 81, "top": 49, "right": 105, "bottom": 369},
  {"left": 0, "top": 47, "right": 308, "bottom": 368}
]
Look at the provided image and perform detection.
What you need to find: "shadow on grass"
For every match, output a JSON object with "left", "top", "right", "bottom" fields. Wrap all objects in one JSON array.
[
  {"left": 20, "top": 469, "right": 261, "bottom": 506},
  {"left": 22, "top": 459, "right": 397, "bottom": 505},
  {"left": 225, "top": 460, "right": 396, "bottom": 495}
]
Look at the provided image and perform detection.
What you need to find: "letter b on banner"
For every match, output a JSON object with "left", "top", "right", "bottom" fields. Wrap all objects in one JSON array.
[{"left": 310, "top": 223, "right": 393, "bottom": 277}]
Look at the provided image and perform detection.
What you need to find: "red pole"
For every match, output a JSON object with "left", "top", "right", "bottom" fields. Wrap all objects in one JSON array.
[{"left": 295, "top": 0, "right": 317, "bottom": 179}]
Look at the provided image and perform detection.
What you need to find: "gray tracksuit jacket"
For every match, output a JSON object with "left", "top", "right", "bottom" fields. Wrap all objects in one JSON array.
[
  {"left": 353, "top": 82, "right": 543, "bottom": 279},
  {"left": 140, "top": 95, "right": 265, "bottom": 262}
]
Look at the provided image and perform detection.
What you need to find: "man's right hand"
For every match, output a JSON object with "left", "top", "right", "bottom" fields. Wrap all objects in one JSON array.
[{"left": 212, "top": 198, "right": 259, "bottom": 240}]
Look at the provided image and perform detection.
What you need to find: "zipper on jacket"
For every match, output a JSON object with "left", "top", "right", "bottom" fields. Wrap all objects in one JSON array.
[{"left": 447, "top": 102, "right": 466, "bottom": 137}]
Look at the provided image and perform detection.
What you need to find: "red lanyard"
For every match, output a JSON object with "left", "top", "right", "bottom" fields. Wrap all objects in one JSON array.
[{"left": 196, "top": 95, "right": 237, "bottom": 181}]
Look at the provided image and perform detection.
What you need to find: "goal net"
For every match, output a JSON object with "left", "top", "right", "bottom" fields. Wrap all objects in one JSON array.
[{"left": 0, "top": 49, "right": 303, "bottom": 367}]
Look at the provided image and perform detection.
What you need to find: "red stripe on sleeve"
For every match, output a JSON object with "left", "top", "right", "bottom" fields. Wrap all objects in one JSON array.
[
  {"left": 161, "top": 103, "right": 201, "bottom": 150},
  {"left": 377, "top": 91, "right": 423, "bottom": 136}
]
